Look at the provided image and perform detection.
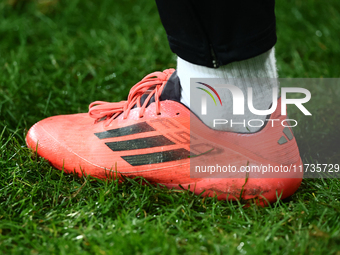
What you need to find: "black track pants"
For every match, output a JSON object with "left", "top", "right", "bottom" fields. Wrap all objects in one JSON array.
[{"left": 155, "top": 0, "right": 276, "bottom": 68}]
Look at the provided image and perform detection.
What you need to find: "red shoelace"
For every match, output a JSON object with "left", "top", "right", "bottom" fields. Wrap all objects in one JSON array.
[{"left": 88, "top": 69, "right": 175, "bottom": 125}]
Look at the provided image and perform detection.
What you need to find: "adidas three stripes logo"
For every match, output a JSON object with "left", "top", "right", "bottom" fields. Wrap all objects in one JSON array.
[{"left": 94, "top": 122, "right": 190, "bottom": 166}]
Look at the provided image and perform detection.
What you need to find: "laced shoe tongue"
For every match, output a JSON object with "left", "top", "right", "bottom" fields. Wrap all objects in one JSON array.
[
  {"left": 138, "top": 70, "right": 181, "bottom": 107},
  {"left": 89, "top": 69, "right": 179, "bottom": 122}
]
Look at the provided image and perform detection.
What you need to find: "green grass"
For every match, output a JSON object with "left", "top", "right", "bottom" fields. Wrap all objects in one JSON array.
[{"left": 1, "top": 0, "right": 340, "bottom": 254}]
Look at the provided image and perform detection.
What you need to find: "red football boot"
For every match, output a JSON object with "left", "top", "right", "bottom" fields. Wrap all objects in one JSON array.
[{"left": 26, "top": 69, "right": 303, "bottom": 204}]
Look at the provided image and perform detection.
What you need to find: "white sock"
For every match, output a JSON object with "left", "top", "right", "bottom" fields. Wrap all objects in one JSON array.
[{"left": 177, "top": 47, "right": 279, "bottom": 133}]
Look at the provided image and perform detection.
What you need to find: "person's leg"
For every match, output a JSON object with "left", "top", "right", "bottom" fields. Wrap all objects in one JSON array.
[
  {"left": 156, "top": 0, "right": 278, "bottom": 132},
  {"left": 26, "top": 0, "right": 303, "bottom": 204},
  {"left": 156, "top": 0, "right": 276, "bottom": 67}
]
